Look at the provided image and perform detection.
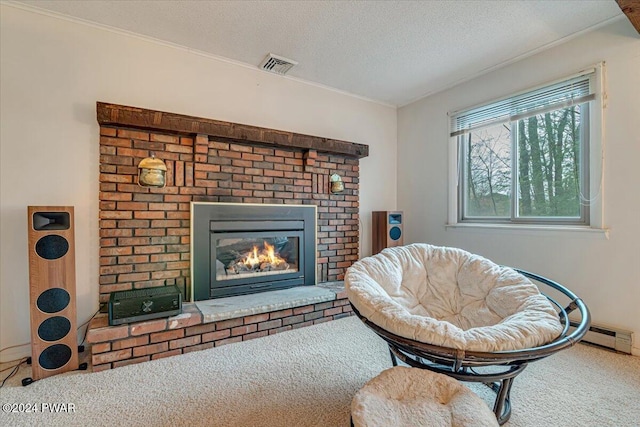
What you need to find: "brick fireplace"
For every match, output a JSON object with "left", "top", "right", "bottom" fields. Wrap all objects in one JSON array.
[
  {"left": 89, "top": 103, "right": 368, "bottom": 370},
  {"left": 98, "top": 102, "right": 368, "bottom": 303}
]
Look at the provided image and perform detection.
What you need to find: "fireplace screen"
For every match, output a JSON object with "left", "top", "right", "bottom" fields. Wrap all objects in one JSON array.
[{"left": 215, "top": 235, "right": 300, "bottom": 281}]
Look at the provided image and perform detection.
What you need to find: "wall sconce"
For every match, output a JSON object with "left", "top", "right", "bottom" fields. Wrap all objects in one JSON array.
[
  {"left": 330, "top": 173, "right": 344, "bottom": 194},
  {"left": 138, "top": 154, "right": 167, "bottom": 188}
]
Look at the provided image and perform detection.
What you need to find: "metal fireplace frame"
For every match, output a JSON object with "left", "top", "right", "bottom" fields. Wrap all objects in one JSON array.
[{"left": 190, "top": 202, "right": 317, "bottom": 301}]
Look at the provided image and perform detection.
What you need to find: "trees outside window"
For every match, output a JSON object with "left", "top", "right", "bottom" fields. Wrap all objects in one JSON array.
[{"left": 462, "top": 105, "right": 587, "bottom": 222}]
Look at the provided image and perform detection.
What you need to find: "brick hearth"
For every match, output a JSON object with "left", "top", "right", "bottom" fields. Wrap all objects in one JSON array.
[{"left": 87, "top": 285, "right": 352, "bottom": 371}]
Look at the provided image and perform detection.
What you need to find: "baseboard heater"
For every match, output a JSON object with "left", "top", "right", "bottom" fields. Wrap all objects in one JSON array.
[{"left": 569, "top": 320, "right": 633, "bottom": 354}]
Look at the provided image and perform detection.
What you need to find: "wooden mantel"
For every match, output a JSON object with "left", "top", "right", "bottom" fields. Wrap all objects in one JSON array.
[
  {"left": 617, "top": 0, "right": 640, "bottom": 34},
  {"left": 97, "top": 102, "right": 369, "bottom": 158}
]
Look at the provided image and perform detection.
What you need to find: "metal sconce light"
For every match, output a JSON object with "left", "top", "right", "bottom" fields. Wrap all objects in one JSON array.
[
  {"left": 138, "top": 153, "right": 167, "bottom": 188},
  {"left": 330, "top": 173, "right": 344, "bottom": 194}
]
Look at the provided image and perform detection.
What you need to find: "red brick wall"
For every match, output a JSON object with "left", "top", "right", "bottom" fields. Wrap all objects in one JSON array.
[{"left": 99, "top": 126, "right": 360, "bottom": 303}]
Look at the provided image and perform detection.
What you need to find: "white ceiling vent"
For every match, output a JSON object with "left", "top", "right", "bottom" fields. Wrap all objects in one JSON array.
[{"left": 258, "top": 53, "right": 298, "bottom": 75}]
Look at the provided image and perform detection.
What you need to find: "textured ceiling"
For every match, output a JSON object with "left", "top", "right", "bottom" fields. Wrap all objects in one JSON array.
[{"left": 11, "top": 0, "right": 622, "bottom": 106}]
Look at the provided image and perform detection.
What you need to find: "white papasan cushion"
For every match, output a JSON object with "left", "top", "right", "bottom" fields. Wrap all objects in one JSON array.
[
  {"left": 352, "top": 366, "right": 499, "bottom": 427},
  {"left": 345, "top": 243, "right": 563, "bottom": 352}
]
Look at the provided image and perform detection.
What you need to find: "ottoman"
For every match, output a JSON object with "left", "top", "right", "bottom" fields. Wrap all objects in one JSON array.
[{"left": 352, "top": 366, "right": 499, "bottom": 427}]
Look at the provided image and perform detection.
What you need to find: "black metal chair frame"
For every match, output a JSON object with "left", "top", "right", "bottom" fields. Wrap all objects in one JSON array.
[{"left": 351, "top": 269, "right": 590, "bottom": 425}]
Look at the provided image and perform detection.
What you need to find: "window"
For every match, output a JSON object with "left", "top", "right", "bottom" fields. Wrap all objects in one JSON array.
[{"left": 450, "top": 67, "right": 603, "bottom": 227}]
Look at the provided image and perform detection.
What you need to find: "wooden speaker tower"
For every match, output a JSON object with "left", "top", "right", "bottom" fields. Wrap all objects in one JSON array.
[
  {"left": 372, "top": 211, "right": 403, "bottom": 255},
  {"left": 27, "top": 206, "right": 79, "bottom": 381}
]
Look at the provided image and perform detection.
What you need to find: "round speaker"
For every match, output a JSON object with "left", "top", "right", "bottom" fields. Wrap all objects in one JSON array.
[
  {"left": 389, "top": 226, "right": 402, "bottom": 241},
  {"left": 37, "top": 316, "right": 72, "bottom": 342},
  {"left": 37, "top": 288, "right": 71, "bottom": 313},
  {"left": 35, "top": 235, "right": 69, "bottom": 260},
  {"left": 38, "top": 344, "right": 72, "bottom": 370}
]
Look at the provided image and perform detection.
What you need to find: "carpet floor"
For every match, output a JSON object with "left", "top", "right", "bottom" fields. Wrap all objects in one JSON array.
[{"left": 1, "top": 316, "right": 639, "bottom": 426}]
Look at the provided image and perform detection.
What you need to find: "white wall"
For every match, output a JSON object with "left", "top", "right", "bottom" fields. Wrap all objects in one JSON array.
[
  {"left": 0, "top": 5, "right": 397, "bottom": 362},
  {"left": 398, "top": 18, "right": 640, "bottom": 354}
]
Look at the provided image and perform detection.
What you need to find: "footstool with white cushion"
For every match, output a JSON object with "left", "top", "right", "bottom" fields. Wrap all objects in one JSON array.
[{"left": 352, "top": 366, "right": 499, "bottom": 427}]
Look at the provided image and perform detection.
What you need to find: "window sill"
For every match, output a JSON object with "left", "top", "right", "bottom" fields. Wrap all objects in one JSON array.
[{"left": 445, "top": 223, "right": 609, "bottom": 239}]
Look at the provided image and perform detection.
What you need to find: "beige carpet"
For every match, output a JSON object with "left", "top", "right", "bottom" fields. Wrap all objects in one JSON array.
[{"left": 1, "top": 316, "right": 639, "bottom": 427}]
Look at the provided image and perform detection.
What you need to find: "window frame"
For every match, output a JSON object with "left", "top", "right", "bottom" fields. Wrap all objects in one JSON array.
[
  {"left": 447, "top": 64, "right": 605, "bottom": 231},
  {"left": 457, "top": 103, "right": 590, "bottom": 225}
]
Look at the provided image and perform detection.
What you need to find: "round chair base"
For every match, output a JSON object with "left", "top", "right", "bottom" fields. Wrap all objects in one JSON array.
[{"left": 351, "top": 366, "right": 499, "bottom": 427}]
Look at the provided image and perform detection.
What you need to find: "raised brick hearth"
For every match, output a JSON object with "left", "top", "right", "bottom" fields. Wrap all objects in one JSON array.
[{"left": 87, "top": 285, "right": 352, "bottom": 371}]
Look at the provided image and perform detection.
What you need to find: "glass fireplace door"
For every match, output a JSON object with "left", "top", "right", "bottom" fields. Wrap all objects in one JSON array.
[{"left": 210, "top": 225, "right": 305, "bottom": 298}]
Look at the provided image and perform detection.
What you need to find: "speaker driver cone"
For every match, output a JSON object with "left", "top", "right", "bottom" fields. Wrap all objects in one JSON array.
[
  {"left": 37, "top": 316, "right": 72, "bottom": 342},
  {"left": 389, "top": 226, "right": 402, "bottom": 241},
  {"left": 35, "top": 235, "right": 69, "bottom": 260},
  {"left": 36, "top": 288, "right": 71, "bottom": 313},
  {"left": 38, "top": 344, "right": 72, "bottom": 370}
]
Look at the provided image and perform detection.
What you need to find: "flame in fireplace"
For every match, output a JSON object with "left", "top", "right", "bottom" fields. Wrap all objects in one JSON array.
[{"left": 243, "top": 242, "right": 286, "bottom": 268}]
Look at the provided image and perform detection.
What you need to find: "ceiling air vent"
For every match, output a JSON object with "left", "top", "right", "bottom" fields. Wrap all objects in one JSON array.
[{"left": 258, "top": 53, "right": 298, "bottom": 75}]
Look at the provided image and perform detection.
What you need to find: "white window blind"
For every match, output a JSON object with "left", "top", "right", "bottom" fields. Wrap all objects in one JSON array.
[{"left": 450, "top": 70, "right": 595, "bottom": 137}]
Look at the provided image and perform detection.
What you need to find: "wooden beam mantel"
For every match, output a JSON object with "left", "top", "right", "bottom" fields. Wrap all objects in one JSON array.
[
  {"left": 97, "top": 102, "right": 369, "bottom": 158},
  {"left": 617, "top": 0, "right": 640, "bottom": 34}
]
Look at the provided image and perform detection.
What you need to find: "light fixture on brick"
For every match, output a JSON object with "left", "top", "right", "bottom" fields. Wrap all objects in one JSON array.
[
  {"left": 138, "top": 153, "right": 167, "bottom": 187},
  {"left": 330, "top": 173, "right": 344, "bottom": 194}
]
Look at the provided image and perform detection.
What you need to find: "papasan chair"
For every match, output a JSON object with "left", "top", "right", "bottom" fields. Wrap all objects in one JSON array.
[{"left": 345, "top": 243, "right": 590, "bottom": 425}]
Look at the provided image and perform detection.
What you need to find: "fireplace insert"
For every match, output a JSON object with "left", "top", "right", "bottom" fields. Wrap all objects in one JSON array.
[{"left": 191, "top": 203, "right": 316, "bottom": 301}]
